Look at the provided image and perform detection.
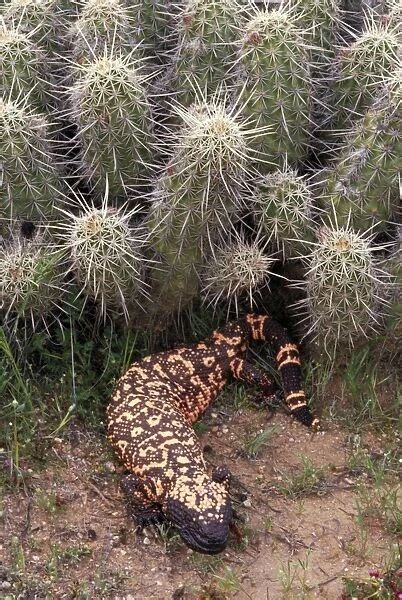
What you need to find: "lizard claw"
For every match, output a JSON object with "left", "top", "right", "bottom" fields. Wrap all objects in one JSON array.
[{"left": 212, "top": 465, "right": 231, "bottom": 489}]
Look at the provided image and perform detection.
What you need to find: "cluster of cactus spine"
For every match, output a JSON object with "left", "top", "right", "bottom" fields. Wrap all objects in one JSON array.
[
  {"left": 68, "top": 0, "right": 138, "bottom": 65},
  {"left": 253, "top": 168, "right": 314, "bottom": 258},
  {"left": 169, "top": 0, "right": 243, "bottom": 108},
  {"left": 0, "top": 21, "right": 52, "bottom": 110},
  {"left": 325, "top": 13, "right": 400, "bottom": 138},
  {"left": 2, "top": 0, "right": 69, "bottom": 56},
  {"left": 296, "top": 219, "right": 392, "bottom": 352},
  {"left": 146, "top": 97, "right": 265, "bottom": 317},
  {"left": 201, "top": 237, "right": 275, "bottom": 316},
  {"left": 0, "top": 97, "right": 64, "bottom": 221},
  {"left": 67, "top": 51, "right": 155, "bottom": 196},
  {"left": 0, "top": 233, "right": 68, "bottom": 328},
  {"left": 56, "top": 192, "right": 146, "bottom": 321},
  {"left": 235, "top": 5, "right": 313, "bottom": 170},
  {"left": 321, "top": 69, "right": 401, "bottom": 231}
]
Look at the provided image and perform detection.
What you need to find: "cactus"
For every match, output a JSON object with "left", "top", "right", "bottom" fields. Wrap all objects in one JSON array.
[
  {"left": 2, "top": 0, "right": 68, "bottom": 56},
  {"left": 67, "top": 51, "right": 155, "bottom": 197},
  {"left": 134, "top": 0, "right": 180, "bottom": 57},
  {"left": 253, "top": 168, "right": 314, "bottom": 258},
  {"left": 0, "top": 233, "right": 68, "bottom": 328},
  {"left": 297, "top": 220, "right": 392, "bottom": 352},
  {"left": 0, "top": 21, "right": 52, "bottom": 110},
  {"left": 201, "top": 237, "right": 275, "bottom": 315},
  {"left": 56, "top": 193, "right": 147, "bottom": 321},
  {"left": 146, "top": 98, "right": 261, "bottom": 317},
  {"left": 289, "top": 0, "right": 342, "bottom": 74},
  {"left": 0, "top": 97, "right": 65, "bottom": 221},
  {"left": 325, "top": 14, "right": 400, "bottom": 139},
  {"left": 170, "top": 0, "right": 243, "bottom": 107},
  {"left": 321, "top": 69, "right": 401, "bottom": 231},
  {"left": 235, "top": 5, "right": 313, "bottom": 171},
  {"left": 68, "top": 0, "right": 138, "bottom": 65}
]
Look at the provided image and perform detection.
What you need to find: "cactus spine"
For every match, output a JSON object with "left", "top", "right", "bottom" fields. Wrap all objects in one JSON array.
[
  {"left": 147, "top": 99, "right": 258, "bottom": 317},
  {"left": 0, "top": 98, "right": 64, "bottom": 221},
  {"left": 326, "top": 15, "right": 400, "bottom": 138},
  {"left": 0, "top": 234, "right": 68, "bottom": 328},
  {"left": 321, "top": 70, "right": 401, "bottom": 231},
  {"left": 68, "top": 0, "right": 138, "bottom": 65},
  {"left": 57, "top": 195, "right": 146, "bottom": 321},
  {"left": 253, "top": 169, "right": 314, "bottom": 257},
  {"left": 235, "top": 6, "right": 313, "bottom": 171},
  {"left": 67, "top": 51, "right": 154, "bottom": 197},
  {"left": 298, "top": 221, "right": 391, "bottom": 352},
  {"left": 201, "top": 237, "right": 275, "bottom": 315},
  {"left": 171, "top": 0, "right": 243, "bottom": 107},
  {"left": 0, "top": 22, "right": 52, "bottom": 110}
]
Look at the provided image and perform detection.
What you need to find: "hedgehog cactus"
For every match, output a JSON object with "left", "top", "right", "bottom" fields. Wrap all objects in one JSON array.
[
  {"left": 0, "top": 22, "right": 52, "bottom": 110},
  {"left": 253, "top": 169, "right": 314, "bottom": 258},
  {"left": 289, "top": 0, "right": 342, "bottom": 74},
  {"left": 0, "top": 234, "right": 68, "bottom": 327},
  {"left": 201, "top": 237, "right": 275, "bottom": 315},
  {"left": 235, "top": 6, "right": 313, "bottom": 171},
  {"left": 321, "top": 69, "right": 401, "bottom": 231},
  {"left": 325, "top": 15, "right": 400, "bottom": 138},
  {"left": 171, "top": 0, "right": 243, "bottom": 107},
  {"left": 67, "top": 51, "right": 154, "bottom": 197},
  {"left": 57, "top": 196, "right": 146, "bottom": 321},
  {"left": 0, "top": 97, "right": 64, "bottom": 221},
  {"left": 2, "top": 0, "right": 68, "bottom": 56},
  {"left": 68, "top": 0, "right": 138, "bottom": 64},
  {"left": 147, "top": 99, "right": 261, "bottom": 317},
  {"left": 297, "top": 221, "right": 392, "bottom": 352},
  {"left": 134, "top": 0, "right": 180, "bottom": 57}
]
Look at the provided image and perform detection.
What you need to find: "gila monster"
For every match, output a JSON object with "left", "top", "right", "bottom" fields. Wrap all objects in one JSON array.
[{"left": 107, "top": 313, "right": 319, "bottom": 555}]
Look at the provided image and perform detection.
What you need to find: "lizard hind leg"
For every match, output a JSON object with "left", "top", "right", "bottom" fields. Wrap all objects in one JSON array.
[{"left": 120, "top": 473, "right": 165, "bottom": 528}]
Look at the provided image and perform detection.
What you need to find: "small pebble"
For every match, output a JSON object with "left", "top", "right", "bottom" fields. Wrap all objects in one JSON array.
[
  {"left": 0, "top": 581, "right": 11, "bottom": 591},
  {"left": 243, "top": 498, "right": 252, "bottom": 508},
  {"left": 104, "top": 462, "right": 116, "bottom": 473},
  {"left": 143, "top": 537, "right": 151, "bottom": 545}
]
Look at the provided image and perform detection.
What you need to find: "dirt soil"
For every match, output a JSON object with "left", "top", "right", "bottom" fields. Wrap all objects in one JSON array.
[{"left": 0, "top": 404, "right": 397, "bottom": 600}]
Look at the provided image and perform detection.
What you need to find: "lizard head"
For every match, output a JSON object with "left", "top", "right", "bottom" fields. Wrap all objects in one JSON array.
[{"left": 166, "top": 470, "right": 232, "bottom": 554}]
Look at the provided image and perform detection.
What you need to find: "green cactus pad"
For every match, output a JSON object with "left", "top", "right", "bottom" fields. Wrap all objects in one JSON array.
[
  {"left": 0, "top": 22, "right": 52, "bottom": 110},
  {"left": 0, "top": 235, "right": 68, "bottom": 326},
  {"left": 171, "top": 0, "right": 243, "bottom": 107},
  {"left": 298, "top": 222, "right": 392, "bottom": 352},
  {"left": 321, "top": 70, "right": 401, "bottom": 231},
  {"left": 201, "top": 237, "right": 275, "bottom": 315},
  {"left": 253, "top": 169, "right": 314, "bottom": 257},
  {"left": 0, "top": 98, "right": 64, "bottom": 221},
  {"left": 236, "top": 6, "right": 313, "bottom": 170},
  {"left": 68, "top": 52, "right": 154, "bottom": 196}
]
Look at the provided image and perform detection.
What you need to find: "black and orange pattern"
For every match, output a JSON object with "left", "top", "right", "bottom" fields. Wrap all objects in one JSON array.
[{"left": 106, "top": 313, "right": 319, "bottom": 554}]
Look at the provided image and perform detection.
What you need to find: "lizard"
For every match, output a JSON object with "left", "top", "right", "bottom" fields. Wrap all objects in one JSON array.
[{"left": 106, "top": 313, "right": 320, "bottom": 555}]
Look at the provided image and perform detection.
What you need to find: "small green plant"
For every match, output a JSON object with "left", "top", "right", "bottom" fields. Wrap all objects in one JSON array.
[
  {"left": 241, "top": 426, "right": 277, "bottom": 459},
  {"left": 278, "top": 550, "right": 313, "bottom": 597},
  {"left": 277, "top": 456, "right": 327, "bottom": 498}
]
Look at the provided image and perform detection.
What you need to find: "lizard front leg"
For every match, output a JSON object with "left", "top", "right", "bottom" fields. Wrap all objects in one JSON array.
[
  {"left": 121, "top": 473, "right": 165, "bottom": 528},
  {"left": 229, "top": 357, "right": 277, "bottom": 393}
]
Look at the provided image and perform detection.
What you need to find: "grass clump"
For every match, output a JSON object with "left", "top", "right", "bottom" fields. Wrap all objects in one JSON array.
[{"left": 277, "top": 456, "right": 327, "bottom": 499}]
